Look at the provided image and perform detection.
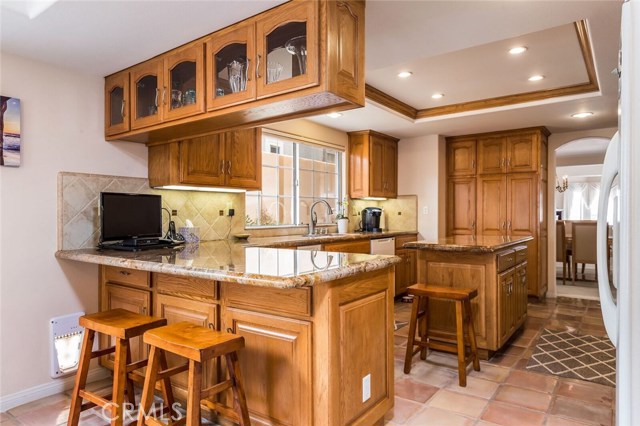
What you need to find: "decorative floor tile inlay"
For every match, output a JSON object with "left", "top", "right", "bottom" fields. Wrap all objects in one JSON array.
[{"left": 526, "top": 329, "right": 615, "bottom": 387}]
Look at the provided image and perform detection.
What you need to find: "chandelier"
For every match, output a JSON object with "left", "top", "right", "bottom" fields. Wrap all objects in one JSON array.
[{"left": 556, "top": 175, "right": 569, "bottom": 193}]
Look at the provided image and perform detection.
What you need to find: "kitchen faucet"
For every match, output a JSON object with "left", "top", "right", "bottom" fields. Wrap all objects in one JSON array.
[{"left": 308, "top": 200, "right": 333, "bottom": 235}]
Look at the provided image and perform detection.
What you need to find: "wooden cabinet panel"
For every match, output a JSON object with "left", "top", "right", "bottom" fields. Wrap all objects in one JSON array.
[
  {"left": 497, "top": 268, "right": 515, "bottom": 343},
  {"left": 323, "top": 239, "right": 370, "bottom": 254},
  {"left": 104, "top": 71, "right": 130, "bottom": 136},
  {"left": 394, "top": 251, "right": 405, "bottom": 296},
  {"left": 369, "top": 136, "right": 386, "bottom": 197},
  {"left": 477, "top": 175, "right": 506, "bottom": 236},
  {"left": 348, "top": 130, "right": 399, "bottom": 199},
  {"left": 155, "top": 273, "right": 217, "bottom": 301},
  {"left": 394, "top": 234, "right": 418, "bottom": 249},
  {"left": 104, "top": 266, "right": 150, "bottom": 288},
  {"left": 130, "top": 59, "right": 163, "bottom": 130},
  {"left": 224, "top": 308, "right": 312, "bottom": 426},
  {"left": 507, "top": 173, "right": 536, "bottom": 235},
  {"left": 447, "top": 177, "right": 476, "bottom": 235},
  {"left": 154, "top": 294, "right": 218, "bottom": 390},
  {"left": 383, "top": 138, "right": 398, "bottom": 197},
  {"left": 515, "top": 262, "right": 528, "bottom": 325},
  {"left": 348, "top": 132, "right": 369, "bottom": 199},
  {"left": 101, "top": 284, "right": 151, "bottom": 366},
  {"left": 447, "top": 139, "right": 476, "bottom": 176},
  {"left": 226, "top": 128, "right": 261, "bottom": 189},
  {"left": 179, "top": 133, "right": 225, "bottom": 186},
  {"left": 507, "top": 133, "right": 538, "bottom": 173},
  {"left": 478, "top": 137, "right": 506, "bottom": 174}
]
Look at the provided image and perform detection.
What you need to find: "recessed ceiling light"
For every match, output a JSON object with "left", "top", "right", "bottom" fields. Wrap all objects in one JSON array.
[
  {"left": 509, "top": 46, "right": 528, "bottom": 55},
  {"left": 397, "top": 71, "right": 413, "bottom": 78},
  {"left": 571, "top": 112, "right": 594, "bottom": 118},
  {"left": 528, "top": 75, "right": 545, "bottom": 81},
  {"left": 326, "top": 112, "right": 342, "bottom": 119},
  {"left": 431, "top": 93, "right": 444, "bottom": 99}
]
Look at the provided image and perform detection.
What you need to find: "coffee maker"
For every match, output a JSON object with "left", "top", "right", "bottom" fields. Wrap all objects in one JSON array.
[{"left": 361, "top": 207, "right": 382, "bottom": 232}]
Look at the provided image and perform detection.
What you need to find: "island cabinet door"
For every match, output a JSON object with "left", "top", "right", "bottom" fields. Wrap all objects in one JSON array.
[
  {"left": 497, "top": 269, "right": 516, "bottom": 344},
  {"left": 515, "top": 262, "right": 528, "bottom": 324},
  {"left": 100, "top": 284, "right": 150, "bottom": 367},
  {"left": 154, "top": 294, "right": 218, "bottom": 391},
  {"left": 222, "top": 307, "right": 312, "bottom": 426}
]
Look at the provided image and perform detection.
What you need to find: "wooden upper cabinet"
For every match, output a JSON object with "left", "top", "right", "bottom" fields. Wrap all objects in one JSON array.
[
  {"left": 507, "top": 133, "right": 538, "bottom": 173},
  {"left": 149, "top": 128, "right": 261, "bottom": 190},
  {"left": 179, "top": 134, "right": 226, "bottom": 186},
  {"left": 130, "top": 58, "right": 163, "bottom": 130},
  {"left": 478, "top": 137, "right": 507, "bottom": 174},
  {"left": 506, "top": 173, "right": 537, "bottom": 235},
  {"left": 447, "top": 177, "right": 476, "bottom": 236},
  {"left": 104, "top": 71, "right": 130, "bottom": 136},
  {"left": 348, "top": 130, "right": 398, "bottom": 199},
  {"left": 447, "top": 139, "right": 476, "bottom": 176},
  {"left": 256, "top": 0, "right": 319, "bottom": 98},
  {"left": 477, "top": 175, "right": 507, "bottom": 236},
  {"left": 163, "top": 42, "right": 205, "bottom": 121},
  {"left": 205, "top": 21, "right": 256, "bottom": 111}
]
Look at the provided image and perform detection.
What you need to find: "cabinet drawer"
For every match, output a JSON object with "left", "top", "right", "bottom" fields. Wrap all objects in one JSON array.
[
  {"left": 103, "top": 266, "right": 150, "bottom": 288},
  {"left": 514, "top": 246, "right": 528, "bottom": 264},
  {"left": 394, "top": 234, "right": 418, "bottom": 249},
  {"left": 155, "top": 273, "right": 218, "bottom": 301},
  {"left": 497, "top": 250, "right": 516, "bottom": 272},
  {"left": 323, "top": 240, "right": 370, "bottom": 254},
  {"left": 223, "top": 282, "right": 311, "bottom": 318}
]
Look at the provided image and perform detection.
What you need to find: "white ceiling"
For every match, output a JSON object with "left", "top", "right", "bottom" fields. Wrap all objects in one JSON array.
[{"left": 0, "top": 0, "right": 623, "bottom": 139}]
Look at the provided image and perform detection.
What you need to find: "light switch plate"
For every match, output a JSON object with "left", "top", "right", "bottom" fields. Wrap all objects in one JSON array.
[{"left": 362, "top": 374, "right": 371, "bottom": 402}]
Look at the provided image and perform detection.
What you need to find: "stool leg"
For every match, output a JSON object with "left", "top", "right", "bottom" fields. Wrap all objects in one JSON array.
[
  {"left": 464, "top": 299, "right": 480, "bottom": 371},
  {"left": 125, "top": 345, "right": 136, "bottom": 406},
  {"left": 403, "top": 295, "right": 421, "bottom": 374},
  {"left": 454, "top": 300, "right": 467, "bottom": 387},
  {"left": 186, "top": 360, "right": 202, "bottom": 426},
  {"left": 418, "top": 296, "right": 429, "bottom": 360},
  {"left": 225, "top": 352, "right": 251, "bottom": 426},
  {"left": 158, "top": 350, "right": 176, "bottom": 413},
  {"left": 137, "top": 346, "right": 161, "bottom": 426},
  {"left": 67, "top": 329, "right": 95, "bottom": 426},
  {"left": 111, "top": 338, "right": 129, "bottom": 426}
]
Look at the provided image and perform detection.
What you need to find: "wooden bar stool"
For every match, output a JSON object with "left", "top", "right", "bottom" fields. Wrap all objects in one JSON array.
[
  {"left": 68, "top": 308, "right": 169, "bottom": 426},
  {"left": 137, "top": 322, "right": 251, "bottom": 426},
  {"left": 403, "top": 284, "right": 480, "bottom": 386}
]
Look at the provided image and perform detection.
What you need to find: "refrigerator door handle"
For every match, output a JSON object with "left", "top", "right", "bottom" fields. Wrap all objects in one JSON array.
[{"left": 597, "top": 131, "right": 620, "bottom": 347}]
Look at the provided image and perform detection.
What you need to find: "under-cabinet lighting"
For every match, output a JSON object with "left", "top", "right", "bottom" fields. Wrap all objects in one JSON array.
[
  {"left": 156, "top": 185, "right": 246, "bottom": 193},
  {"left": 362, "top": 197, "right": 388, "bottom": 201},
  {"left": 528, "top": 75, "right": 545, "bottom": 81},
  {"left": 397, "top": 71, "right": 413, "bottom": 78},
  {"left": 326, "top": 112, "right": 342, "bottom": 118},
  {"left": 431, "top": 93, "right": 444, "bottom": 99},
  {"left": 509, "top": 46, "right": 528, "bottom": 55},
  {"left": 571, "top": 112, "right": 594, "bottom": 118}
]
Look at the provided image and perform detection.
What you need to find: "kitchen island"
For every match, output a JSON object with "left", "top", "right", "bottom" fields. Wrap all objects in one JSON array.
[
  {"left": 56, "top": 241, "right": 400, "bottom": 426},
  {"left": 404, "top": 235, "right": 533, "bottom": 357}
]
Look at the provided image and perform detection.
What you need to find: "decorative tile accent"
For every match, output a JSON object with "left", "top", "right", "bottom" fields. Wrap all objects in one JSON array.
[
  {"left": 58, "top": 172, "right": 245, "bottom": 250},
  {"left": 526, "top": 329, "right": 616, "bottom": 387}
]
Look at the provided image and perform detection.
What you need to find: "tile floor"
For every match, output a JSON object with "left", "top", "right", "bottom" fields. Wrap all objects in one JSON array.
[{"left": 1, "top": 297, "right": 615, "bottom": 426}]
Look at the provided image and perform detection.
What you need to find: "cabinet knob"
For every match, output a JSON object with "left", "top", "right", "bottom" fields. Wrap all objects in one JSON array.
[{"left": 119, "top": 270, "right": 131, "bottom": 276}]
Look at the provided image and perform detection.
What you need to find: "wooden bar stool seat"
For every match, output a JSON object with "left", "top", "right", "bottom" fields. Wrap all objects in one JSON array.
[
  {"left": 137, "top": 322, "right": 251, "bottom": 426},
  {"left": 68, "top": 308, "right": 168, "bottom": 426},
  {"left": 403, "top": 284, "right": 480, "bottom": 387}
]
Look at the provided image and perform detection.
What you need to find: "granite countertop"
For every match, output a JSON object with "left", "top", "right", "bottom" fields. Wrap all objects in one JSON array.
[
  {"left": 55, "top": 240, "right": 401, "bottom": 289},
  {"left": 245, "top": 230, "right": 418, "bottom": 248},
  {"left": 403, "top": 235, "right": 534, "bottom": 253}
]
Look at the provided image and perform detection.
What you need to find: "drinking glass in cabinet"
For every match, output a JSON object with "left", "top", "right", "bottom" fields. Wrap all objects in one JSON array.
[
  {"left": 136, "top": 76, "right": 158, "bottom": 118},
  {"left": 266, "top": 21, "right": 307, "bottom": 83},
  {"left": 183, "top": 89, "right": 196, "bottom": 105},
  {"left": 267, "top": 61, "right": 283, "bottom": 84},
  {"left": 285, "top": 35, "right": 307, "bottom": 75},
  {"left": 227, "top": 60, "right": 248, "bottom": 93},
  {"left": 214, "top": 43, "right": 248, "bottom": 97},
  {"left": 169, "top": 61, "right": 196, "bottom": 109}
]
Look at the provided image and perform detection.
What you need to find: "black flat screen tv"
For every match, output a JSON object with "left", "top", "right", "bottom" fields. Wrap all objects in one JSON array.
[{"left": 100, "top": 192, "right": 162, "bottom": 244}]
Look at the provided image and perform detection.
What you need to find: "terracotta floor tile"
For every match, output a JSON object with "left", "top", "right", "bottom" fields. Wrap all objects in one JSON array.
[
  {"left": 550, "top": 396, "right": 613, "bottom": 425},
  {"left": 0, "top": 413, "right": 15, "bottom": 423},
  {"left": 384, "top": 397, "right": 423, "bottom": 425},
  {"left": 544, "top": 415, "right": 594, "bottom": 426},
  {"left": 468, "top": 364, "right": 511, "bottom": 383},
  {"left": 505, "top": 370, "right": 558, "bottom": 393},
  {"left": 481, "top": 401, "right": 545, "bottom": 426},
  {"left": 403, "top": 362, "right": 457, "bottom": 388},
  {"left": 0, "top": 420, "right": 21, "bottom": 426},
  {"left": 406, "top": 406, "right": 474, "bottom": 426},
  {"left": 486, "top": 353, "right": 519, "bottom": 368},
  {"left": 556, "top": 380, "right": 614, "bottom": 407},
  {"left": 394, "top": 378, "right": 439, "bottom": 403},
  {"left": 445, "top": 376, "right": 499, "bottom": 399},
  {"left": 494, "top": 384, "right": 552, "bottom": 412},
  {"left": 428, "top": 389, "right": 488, "bottom": 418}
]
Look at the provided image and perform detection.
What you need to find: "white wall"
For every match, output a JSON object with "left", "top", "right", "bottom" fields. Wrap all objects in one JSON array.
[
  {"left": 0, "top": 52, "right": 148, "bottom": 406},
  {"left": 397, "top": 134, "right": 445, "bottom": 241}
]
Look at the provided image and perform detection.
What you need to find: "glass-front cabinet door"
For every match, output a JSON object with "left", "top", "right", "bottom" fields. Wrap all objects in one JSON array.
[
  {"left": 163, "top": 43, "right": 204, "bottom": 121},
  {"left": 130, "top": 59, "right": 163, "bottom": 130},
  {"left": 256, "top": 1, "right": 318, "bottom": 98},
  {"left": 104, "top": 71, "right": 130, "bottom": 136},
  {"left": 206, "top": 22, "right": 256, "bottom": 111}
]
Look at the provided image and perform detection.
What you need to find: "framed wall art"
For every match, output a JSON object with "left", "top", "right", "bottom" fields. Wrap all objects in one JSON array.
[{"left": 1, "top": 96, "right": 21, "bottom": 167}]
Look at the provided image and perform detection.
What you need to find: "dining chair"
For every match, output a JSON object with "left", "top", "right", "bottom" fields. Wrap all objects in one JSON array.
[
  {"left": 572, "top": 221, "right": 598, "bottom": 283},
  {"left": 556, "top": 221, "right": 571, "bottom": 285}
]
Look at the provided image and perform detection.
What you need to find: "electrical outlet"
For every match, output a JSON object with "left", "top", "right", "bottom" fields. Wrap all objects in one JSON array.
[
  {"left": 219, "top": 210, "right": 224, "bottom": 216},
  {"left": 362, "top": 374, "right": 371, "bottom": 402},
  {"left": 398, "top": 211, "right": 402, "bottom": 215},
  {"left": 228, "top": 208, "right": 235, "bottom": 217},
  {"left": 422, "top": 206, "right": 429, "bottom": 215},
  {"left": 171, "top": 209, "right": 178, "bottom": 216}
]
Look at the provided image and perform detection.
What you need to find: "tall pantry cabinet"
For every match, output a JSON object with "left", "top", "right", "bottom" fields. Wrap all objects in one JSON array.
[{"left": 445, "top": 127, "right": 549, "bottom": 298}]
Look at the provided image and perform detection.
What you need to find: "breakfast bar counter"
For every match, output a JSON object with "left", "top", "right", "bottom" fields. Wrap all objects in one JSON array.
[{"left": 56, "top": 242, "right": 399, "bottom": 426}]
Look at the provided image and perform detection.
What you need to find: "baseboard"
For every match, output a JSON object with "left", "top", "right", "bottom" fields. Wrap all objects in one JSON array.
[{"left": 0, "top": 367, "right": 111, "bottom": 412}]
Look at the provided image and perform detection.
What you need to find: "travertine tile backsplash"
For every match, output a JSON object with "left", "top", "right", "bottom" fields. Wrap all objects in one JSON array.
[
  {"left": 348, "top": 195, "right": 418, "bottom": 232},
  {"left": 58, "top": 172, "right": 245, "bottom": 250}
]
